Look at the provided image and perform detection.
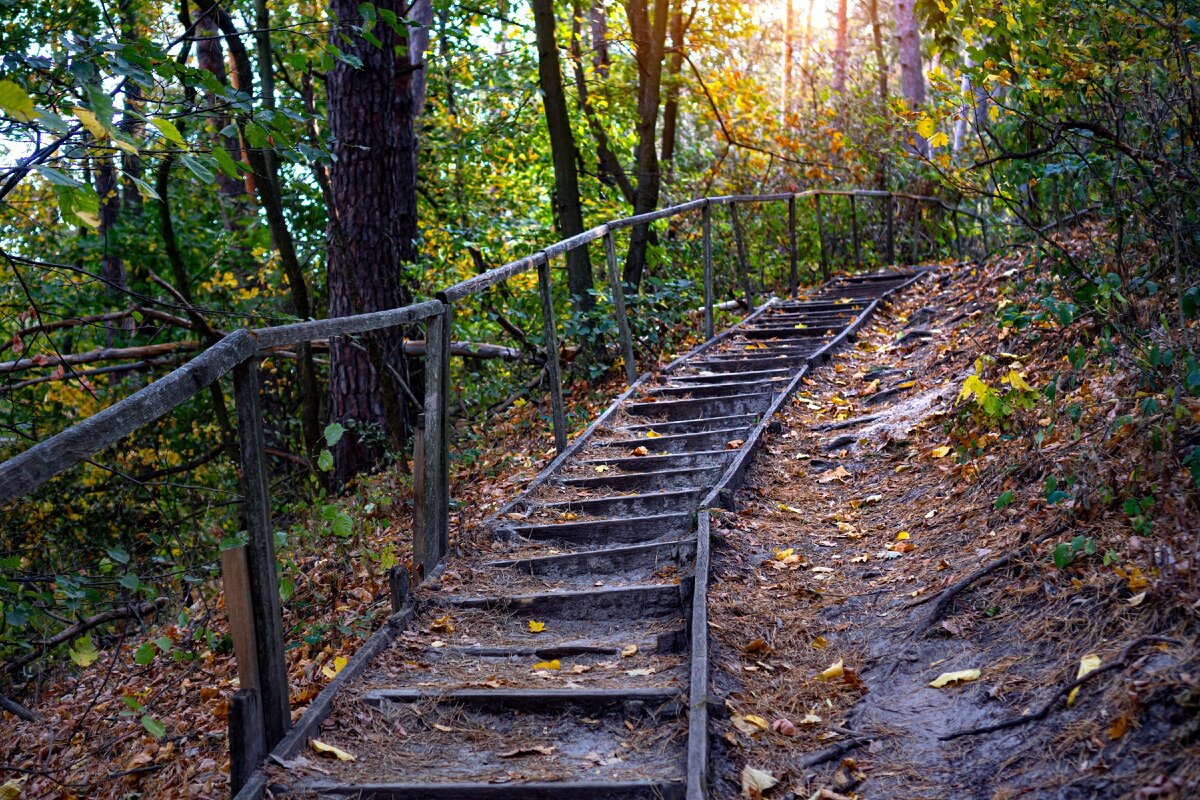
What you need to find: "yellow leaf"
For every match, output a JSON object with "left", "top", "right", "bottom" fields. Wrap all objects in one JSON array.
[
  {"left": 811, "top": 635, "right": 828, "bottom": 650},
  {"left": 741, "top": 765, "right": 778, "bottom": 799},
  {"left": 1003, "top": 369, "right": 1033, "bottom": 391},
  {"left": 527, "top": 620, "right": 546, "bottom": 633},
  {"left": 1067, "top": 654, "right": 1101, "bottom": 706},
  {"left": 777, "top": 503, "right": 804, "bottom": 514},
  {"left": 959, "top": 374, "right": 990, "bottom": 403},
  {"left": 0, "top": 779, "right": 23, "bottom": 800},
  {"left": 594, "top": 465, "right": 610, "bottom": 473},
  {"left": 930, "top": 446, "right": 951, "bottom": 458},
  {"left": 321, "top": 655, "right": 348, "bottom": 680},
  {"left": 310, "top": 739, "right": 356, "bottom": 761},
  {"left": 533, "top": 659, "right": 561, "bottom": 671},
  {"left": 816, "top": 659, "right": 844, "bottom": 681},
  {"left": 916, "top": 116, "right": 938, "bottom": 139},
  {"left": 929, "top": 668, "right": 981, "bottom": 688},
  {"left": 929, "top": 131, "right": 950, "bottom": 149},
  {"left": 73, "top": 106, "right": 109, "bottom": 139},
  {"left": 775, "top": 548, "right": 795, "bottom": 561},
  {"left": 896, "top": 531, "right": 910, "bottom": 540},
  {"left": 742, "top": 714, "right": 770, "bottom": 730},
  {"left": 645, "top": 430, "right": 662, "bottom": 438}
]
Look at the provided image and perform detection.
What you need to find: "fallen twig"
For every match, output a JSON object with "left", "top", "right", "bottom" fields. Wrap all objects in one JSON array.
[
  {"left": 812, "top": 414, "right": 881, "bottom": 432},
  {"left": 939, "top": 635, "right": 1182, "bottom": 741},
  {"left": 0, "top": 692, "right": 40, "bottom": 722},
  {"left": 799, "top": 736, "right": 868, "bottom": 768}
]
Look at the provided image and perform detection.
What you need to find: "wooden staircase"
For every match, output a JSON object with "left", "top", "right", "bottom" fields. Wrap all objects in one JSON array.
[{"left": 254, "top": 270, "right": 924, "bottom": 799}]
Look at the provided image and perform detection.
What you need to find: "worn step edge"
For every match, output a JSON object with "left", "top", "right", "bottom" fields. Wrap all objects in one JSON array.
[
  {"left": 532, "top": 488, "right": 703, "bottom": 518},
  {"left": 277, "top": 780, "right": 686, "bottom": 800},
  {"left": 500, "top": 511, "right": 693, "bottom": 545},
  {"left": 573, "top": 450, "right": 734, "bottom": 472},
  {"left": 359, "top": 687, "right": 683, "bottom": 712},
  {"left": 558, "top": 466, "right": 721, "bottom": 491},
  {"left": 489, "top": 538, "right": 696, "bottom": 578},
  {"left": 448, "top": 580, "right": 692, "bottom": 619},
  {"left": 437, "top": 627, "right": 687, "bottom": 658},
  {"left": 591, "top": 428, "right": 750, "bottom": 451},
  {"left": 619, "top": 413, "right": 759, "bottom": 432}
]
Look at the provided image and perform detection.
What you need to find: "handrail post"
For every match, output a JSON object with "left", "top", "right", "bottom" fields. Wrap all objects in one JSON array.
[
  {"left": 885, "top": 193, "right": 896, "bottom": 265},
  {"left": 537, "top": 256, "right": 568, "bottom": 454},
  {"left": 422, "top": 306, "right": 451, "bottom": 578},
  {"left": 702, "top": 202, "right": 714, "bottom": 339},
  {"left": 849, "top": 193, "right": 861, "bottom": 270},
  {"left": 787, "top": 195, "right": 798, "bottom": 297},
  {"left": 231, "top": 357, "right": 290, "bottom": 753},
  {"left": 815, "top": 193, "right": 830, "bottom": 281},
  {"left": 604, "top": 229, "right": 638, "bottom": 385},
  {"left": 729, "top": 201, "right": 754, "bottom": 310}
]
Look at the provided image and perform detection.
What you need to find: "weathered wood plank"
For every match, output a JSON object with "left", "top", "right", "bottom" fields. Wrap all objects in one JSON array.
[
  {"left": 220, "top": 546, "right": 260, "bottom": 694},
  {"left": 249, "top": 299, "right": 443, "bottom": 350},
  {"left": 0, "top": 329, "right": 256, "bottom": 506},
  {"left": 702, "top": 202, "right": 714, "bottom": 341},
  {"left": 604, "top": 230, "right": 638, "bottom": 386},
  {"left": 228, "top": 688, "right": 263, "bottom": 798},
  {"left": 536, "top": 257, "right": 568, "bottom": 454}
]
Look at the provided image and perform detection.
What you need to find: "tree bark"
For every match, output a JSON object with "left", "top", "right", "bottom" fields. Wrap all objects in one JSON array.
[
  {"left": 892, "top": 0, "right": 927, "bottom": 152},
  {"left": 832, "top": 0, "right": 849, "bottom": 96},
  {"left": 570, "top": 0, "right": 635, "bottom": 203},
  {"left": 622, "top": 0, "right": 670, "bottom": 288},
  {"left": 868, "top": 0, "right": 889, "bottom": 111},
  {"left": 531, "top": 0, "right": 595, "bottom": 315},
  {"left": 325, "top": 0, "right": 429, "bottom": 480},
  {"left": 781, "top": 0, "right": 794, "bottom": 119}
]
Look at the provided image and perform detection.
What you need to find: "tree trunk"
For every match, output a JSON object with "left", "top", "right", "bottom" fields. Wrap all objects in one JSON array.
[
  {"left": 868, "top": 0, "right": 889, "bottom": 111},
  {"left": 621, "top": 0, "right": 670, "bottom": 288},
  {"left": 892, "top": 0, "right": 927, "bottom": 152},
  {"left": 659, "top": 0, "right": 684, "bottom": 178},
  {"left": 325, "top": 0, "right": 429, "bottom": 480},
  {"left": 832, "top": 0, "right": 849, "bottom": 96},
  {"left": 118, "top": 0, "right": 143, "bottom": 216},
  {"left": 591, "top": 2, "right": 610, "bottom": 78},
  {"left": 781, "top": 0, "right": 794, "bottom": 120},
  {"left": 194, "top": 5, "right": 246, "bottom": 200},
  {"left": 531, "top": 0, "right": 595, "bottom": 315}
]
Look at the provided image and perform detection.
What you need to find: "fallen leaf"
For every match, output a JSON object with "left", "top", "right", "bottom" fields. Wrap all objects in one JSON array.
[
  {"left": 742, "top": 714, "right": 770, "bottom": 731},
  {"left": 625, "top": 667, "right": 655, "bottom": 676},
  {"left": 816, "top": 659, "right": 844, "bottom": 681},
  {"left": 0, "top": 780, "right": 22, "bottom": 800},
  {"left": 818, "top": 466, "right": 851, "bottom": 484},
  {"left": 929, "top": 668, "right": 981, "bottom": 688},
  {"left": 726, "top": 439, "right": 745, "bottom": 449},
  {"left": 1127, "top": 592, "right": 1146, "bottom": 607},
  {"left": 500, "top": 745, "right": 555, "bottom": 758},
  {"left": 778, "top": 503, "right": 804, "bottom": 514},
  {"left": 594, "top": 465, "right": 610, "bottom": 473},
  {"left": 895, "top": 531, "right": 910, "bottom": 541},
  {"left": 620, "top": 644, "right": 638, "bottom": 658},
  {"left": 930, "top": 445, "right": 952, "bottom": 458},
  {"left": 630, "top": 446, "right": 650, "bottom": 457},
  {"left": 560, "top": 512, "right": 578, "bottom": 520},
  {"left": 432, "top": 723, "right": 454, "bottom": 732},
  {"left": 645, "top": 430, "right": 662, "bottom": 438},
  {"left": 741, "top": 765, "right": 779, "bottom": 799},
  {"left": 771, "top": 717, "right": 796, "bottom": 736},
  {"left": 430, "top": 615, "right": 455, "bottom": 633},
  {"left": 321, "top": 655, "right": 348, "bottom": 680},
  {"left": 799, "top": 713, "right": 822, "bottom": 725},
  {"left": 533, "top": 659, "right": 561, "bottom": 671},
  {"left": 811, "top": 635, "right": 828, "bottom": 650},
  {"left": 528, "top": 620, "right": 546, "bottom": 633},
  {"left": 1107, "top": 715, "right": 1129, "bottom": 739},
  {"left": 310, "top": 740, "right": 356, "bottom": 761},
  {"left": 1067, "top": 654, "right": 1101, "bottom": 706}
]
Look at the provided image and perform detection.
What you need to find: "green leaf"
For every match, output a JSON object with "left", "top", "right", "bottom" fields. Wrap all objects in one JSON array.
[
  {"left": 331, "top": 510, "right": 353, "bottom": 538},
  {"left": 106, "top": 547, "right": 130, "bottom": 564},
  {"left": 149, "top": 117, "right": 187, "bottom": 148},
  {"left": 317, "top": 449, "right": 334, "bottom": 472},
  {"left": 0, "top": 79, "right": 35, "bottom": 121},
  {"left": 141, "top": 714, "right": 166, "bottom": 739},
  {"left": 134, "top": 642, "right": 157, "bottom": 665},
  {"left": 324, "top": 422, "right": 346, "bottom": 447},
  {"left": 211, "top": 144, "right": 242, "bottom": 178},
  {"left": 994, "top": 490, "right": 1014, "bottom": 510},
  {"left": 279, "top": 576, "right": 295, "bottom": 602},
  {"left": 69, "top": 635, "right": 100, "bottom": 667},
  {"left": 154, "top": 636, "right": 173, "bottom": 653},
  {"left": 1052, "top": 543, "right": 1072, "bottom": 570},
  {"left": 179, "top": 154, "right": 215, "bottom": 184}
]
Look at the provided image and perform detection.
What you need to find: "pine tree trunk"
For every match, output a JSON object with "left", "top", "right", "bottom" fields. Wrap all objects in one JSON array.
[
  {"left": 781, "top": 0, "right": 794, "bottom": 120},
  {"left": 660, "top": 0, "right": 684, "bottom": 176},
  {"left": 531, "top": 0, "right": 595, "bottom": 315},
  {"left": 832, "top": 0, "right": 849, "bottom": 96},
  {"left": 892, "top": 0, "right": 927, "bottom": 152},
  {"left": 325, "top": 0, "right": 425, "bottom": 480}
]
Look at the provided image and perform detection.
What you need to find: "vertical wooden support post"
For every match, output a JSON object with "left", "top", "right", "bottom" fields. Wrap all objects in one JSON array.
[
  {"left": 220, "top": 546, "right": 259, "bottom": 694},
  {"left": 909, "top": 199, "right": 921, "bottom": 265},
  {"left": 537, "top": 255, "right": 568, "bottom": 454},
  {"left": 228, "top": 688, "right": 263, "bottom": 798},
  {"left": 952, "top": 210, "right": 964, "bottom": 262},
  {"left": 422, "top": 307, "right": 451, "bottom": 579},
  {"left": 885, "top": 193, "right": 896, "bottom": 265},
  {"left": 604, "top": 229, "right": 638, "bottom": 385},
  {"left": 232, "top": 358, "right": 290, "bottom": 752},
  {"left": 702, "top": 202, "right": 715, "bottom": 340},
  {"left": 815, "top": 193, "right": 830, "bottom": 281},
  {"left": 787, "top": 196, "right": 798, "bottom": 297},
  {"left": 849, "top": 194, "right": 861, "bottom": 269},
  {"left": 411, "top": 412, "right": 427, "bottom": 572},
  {"left": 729, "top": 202, "right": 754, "bottom": 310}
]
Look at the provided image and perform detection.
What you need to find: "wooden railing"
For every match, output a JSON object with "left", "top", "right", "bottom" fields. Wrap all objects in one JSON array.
[{"left": 0, "top": 187, "right": 986, "bottom": 791}]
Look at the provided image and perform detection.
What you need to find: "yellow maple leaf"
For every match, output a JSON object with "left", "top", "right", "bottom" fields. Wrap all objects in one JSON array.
[
  {"left": 533, "top": 659, "right": 561, "bottom": 671},
  {"left": 527, "top": 620, "right": 546, "bottom": 633},
  {"left": 916, "top": 116, "right": 938, "bottom": 139},
  {"left": 930, "top": 131, "right": 950, "bottom": 149},
  {"left": 645, "top": 430, "right": 662, "bottom": 438},
  {"left": 321, "top": 655, "right": 348, "bottom": 680}
]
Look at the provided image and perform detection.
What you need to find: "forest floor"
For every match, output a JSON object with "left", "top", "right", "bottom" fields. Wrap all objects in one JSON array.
[{"left": 708, "top": 232, "right": 1200, "bottom": 799}]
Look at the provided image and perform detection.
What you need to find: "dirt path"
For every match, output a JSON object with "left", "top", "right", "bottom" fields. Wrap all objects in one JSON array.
[{"left": 708, "top": 269, "right": 1198, "bottom": 799}]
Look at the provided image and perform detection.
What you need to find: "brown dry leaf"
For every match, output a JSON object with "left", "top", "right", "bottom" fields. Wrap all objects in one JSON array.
[
  {"left": 310, "top": 740, "right": 356, "bottom": 761},
  {"left": 620, "top": 644, "right": 638, "bottom": 658},
  {"left": 818, "top": 466, "right": 851, "bottom": 484},
  {"left": 430, "top": 615, "right": 455, "bottom": 634},
  {"left": 630, "top": 446, "right": 651, "bottom": 457},
  {"left": 1108, "top": 715, "right": 1129, "bottom": 739},
  {"left": 811, "top": 635, "right": 829, "bottom": 650},
  {"left": 726, "top": 439, "right": 745, "bottom": 449}
]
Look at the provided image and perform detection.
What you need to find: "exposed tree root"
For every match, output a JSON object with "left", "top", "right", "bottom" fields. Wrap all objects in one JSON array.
[
  {"left": 939, "top": 635, "right": 1183, "bottom": 741},
  {"left": 0, "top": 692, "right": 40, "bottom": 722},
  {"left": 799, "top": 736, "right": 869, "bottom": 768},
  {"left": 812, "top": 414, "right": 881, "bottom": 432}
]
